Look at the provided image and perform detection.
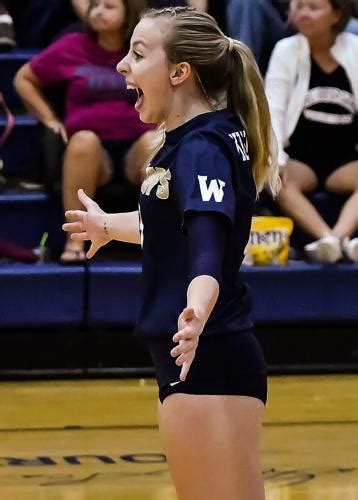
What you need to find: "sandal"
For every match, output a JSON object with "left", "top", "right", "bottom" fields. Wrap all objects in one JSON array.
[{"left": 60, "top": 243, "right": 86, "bottom": 264}]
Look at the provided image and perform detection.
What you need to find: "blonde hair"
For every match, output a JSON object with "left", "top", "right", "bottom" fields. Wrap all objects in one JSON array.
[{"left": 142, "top": 7, "right": 280, "bottom": 196}]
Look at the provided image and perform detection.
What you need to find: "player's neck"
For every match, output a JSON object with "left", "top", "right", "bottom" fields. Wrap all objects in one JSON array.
[{"left": 165, "top": 92, "right": 212, "bottom": 132}]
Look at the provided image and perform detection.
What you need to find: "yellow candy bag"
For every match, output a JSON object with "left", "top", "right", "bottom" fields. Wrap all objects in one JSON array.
[{"left": 245, "top": 216, "right": 294, "bottom": 265}]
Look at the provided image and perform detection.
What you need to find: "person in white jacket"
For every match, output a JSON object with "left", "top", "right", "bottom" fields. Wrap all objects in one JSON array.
[{"left": 265, "top": 0, "right": 358, "bottom": 263}]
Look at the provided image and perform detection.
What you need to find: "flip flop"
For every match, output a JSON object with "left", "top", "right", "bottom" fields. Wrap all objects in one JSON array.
[{"left": 60, "top": 245, "right": 86, "bottom": 264}]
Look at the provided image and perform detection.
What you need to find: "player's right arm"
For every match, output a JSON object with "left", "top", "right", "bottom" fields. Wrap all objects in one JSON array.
[{"left": 63, "top": 189, "right": 140, "bottom": 258}]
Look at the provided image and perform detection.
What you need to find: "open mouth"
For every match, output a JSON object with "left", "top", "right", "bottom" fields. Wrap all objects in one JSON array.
[{"left": 127, "top": 84, "right": 144, "bottom": 110}]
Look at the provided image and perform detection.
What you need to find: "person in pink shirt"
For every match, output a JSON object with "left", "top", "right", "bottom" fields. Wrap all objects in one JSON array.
[{"left": 14, "top": 0, "right": 154, "bottom": 263}]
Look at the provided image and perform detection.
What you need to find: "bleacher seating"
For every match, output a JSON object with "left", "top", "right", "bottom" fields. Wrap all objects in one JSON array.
[
  {"left": 1, "top": 49, "right": 357, "bottom": 374},
  {"left": 0, "top": 263, "right": 85, "bottom": 326},
  {"left": 87, "top": 261, "right": 358, "bottom": 326},
  {"left": 0, "top": 188, "right": 50, "bottom": 248},
  {"left": 0, "top": 50, "right": 34, "bottom": 111},
  {"left": 0, "top": 260, "right": 357, "bottom": 328}
]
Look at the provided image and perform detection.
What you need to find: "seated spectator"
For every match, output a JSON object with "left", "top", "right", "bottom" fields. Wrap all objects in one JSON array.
[
  {"left": 226, "top": 0, "right": 291, "bottom": 73},
  {"left": 14, "top": 0, "right": 154, "bottom": 263},
  {"left": 3, "top": 0, "right": 217, "bottom": 49},
  {"left": 265, "top": 0, "right": 358, "bottom": 263}
]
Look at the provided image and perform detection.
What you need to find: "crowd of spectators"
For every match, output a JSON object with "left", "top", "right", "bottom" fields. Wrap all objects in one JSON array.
[{"left": 0, "top": 0, "right": 357, "bottom": 263}]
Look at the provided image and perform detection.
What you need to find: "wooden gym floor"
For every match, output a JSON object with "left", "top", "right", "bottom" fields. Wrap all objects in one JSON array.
[{"left": 0, "top": 374, "right": 357, "bottom": 499}]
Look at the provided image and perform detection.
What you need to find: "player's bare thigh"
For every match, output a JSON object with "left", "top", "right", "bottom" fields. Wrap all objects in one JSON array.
[{"left": 158, "top": 393, "right": 265, "bottom": 500}]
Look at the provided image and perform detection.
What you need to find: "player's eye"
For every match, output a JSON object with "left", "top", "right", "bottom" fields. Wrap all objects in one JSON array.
[{"left": 133, "top": 51, "right": 143, "bottom": 61}]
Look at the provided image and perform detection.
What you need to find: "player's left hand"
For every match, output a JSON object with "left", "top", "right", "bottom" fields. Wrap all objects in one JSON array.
[{"left": 171, "top": 307, "right": 204, "bottom": 382}]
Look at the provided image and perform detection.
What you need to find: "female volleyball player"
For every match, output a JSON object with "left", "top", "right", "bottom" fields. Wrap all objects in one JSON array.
[{"left": 63, "top": 7, "right": 280, "bottom": 499}]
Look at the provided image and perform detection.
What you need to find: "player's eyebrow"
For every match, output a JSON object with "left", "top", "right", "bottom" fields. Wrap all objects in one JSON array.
[{"left": 132, "top": 40, "right": 148, "bottom": 49}]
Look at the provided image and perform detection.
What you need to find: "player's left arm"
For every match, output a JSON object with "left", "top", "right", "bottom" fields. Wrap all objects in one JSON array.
[
  {"left": 171, "top": 212, "right": 227, "bottom": 381},
  {"left": 172, "top": 135, "right": 235, "bottom": 380}
]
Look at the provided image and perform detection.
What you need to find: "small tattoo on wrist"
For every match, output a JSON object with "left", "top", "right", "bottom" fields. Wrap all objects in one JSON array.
[{"left": 104, "top": 221, "right": 109, "bottom": 238}]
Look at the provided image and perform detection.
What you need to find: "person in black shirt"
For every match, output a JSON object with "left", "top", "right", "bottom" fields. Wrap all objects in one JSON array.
[
  {"left": 266, "top": 0, "right": 358, "bottom": 263},
  {"left": 64, "top": 7, "right": 280, "bottom": 499}
]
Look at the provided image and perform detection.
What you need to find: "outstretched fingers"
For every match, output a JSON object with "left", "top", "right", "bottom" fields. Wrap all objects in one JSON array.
[
  {"left": 171, "top": 327, "right": 199, "bottom": 381},
  {"left": 64, "top": 209, "right": 86, "bottom": 223},
  {"left": 86, "top": 243, "right": 98, "bottom": 259},
  {"left": 171, "top": 342, "right": 195, "bottom": 381},
  {"left": 70, "top": 231, "right": 89, "bottom": 242},
  {"left": 179, "top": 361, "right": 192, "bottom": 382},
  {"left": 62, "top": 221, "right": 85, "bottom": 233},
  {"left": 78, "top": 188, "right": 98, "bottom": 209},
  {"left": 63, "top": 210, "right": 89, "bottom": 242},
  {"left": 171, "top": 339, "right": 192, "bottom": 360}
]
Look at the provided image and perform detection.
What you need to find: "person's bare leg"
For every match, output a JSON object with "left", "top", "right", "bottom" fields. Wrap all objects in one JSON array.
[
  {"left": 158, "top": 394, "right": 265, "bottom": 500},
  {"left": 325, "top": 162, "right": 358, "bottom": 239},
  {"left": 61, "top": 130, "right": 111, "bottom": 261},
  {"left": 276, "top": 160, "right": 332, "bottom": 239},
  {"left": 63, "top": 130, "right": 111, "bottom": 211}
]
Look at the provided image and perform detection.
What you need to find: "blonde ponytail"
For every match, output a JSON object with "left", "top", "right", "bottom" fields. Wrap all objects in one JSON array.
[{"left": 228, "top": 40, "right": 281, "bottom": 196}]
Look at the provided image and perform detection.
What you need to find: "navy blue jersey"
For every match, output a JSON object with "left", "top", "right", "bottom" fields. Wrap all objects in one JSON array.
[{"left": 137, "top": 109, "right": 256, "bottom": 338}]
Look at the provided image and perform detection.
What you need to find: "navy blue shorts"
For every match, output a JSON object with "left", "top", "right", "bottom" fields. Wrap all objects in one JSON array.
[{"left": 146, "top": 331, "right": 267, "bottom": 404}]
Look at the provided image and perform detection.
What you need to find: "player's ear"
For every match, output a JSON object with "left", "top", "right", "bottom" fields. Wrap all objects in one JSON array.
[{"left": 169, "top": 62, "right": 191, "bottom": 86}]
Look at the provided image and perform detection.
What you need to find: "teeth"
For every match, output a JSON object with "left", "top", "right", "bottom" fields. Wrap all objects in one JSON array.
[{"left": 126, "top": 84, "right": 136, "bottom": 90}]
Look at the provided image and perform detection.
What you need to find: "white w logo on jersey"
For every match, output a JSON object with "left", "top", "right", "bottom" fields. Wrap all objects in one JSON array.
[{"left": 197, "top": 175, "right": 226, "bottom": 202}]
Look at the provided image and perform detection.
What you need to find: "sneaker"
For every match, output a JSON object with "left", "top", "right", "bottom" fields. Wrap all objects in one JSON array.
[
  {"left": 304, "top": 235, "right": 342, "bottom": 263},
  {"left": 0, "top": 13, "right": 16, "bottom": 51},
  {"left": 342, "top": 237, "right": 358, "bottom": 263}
]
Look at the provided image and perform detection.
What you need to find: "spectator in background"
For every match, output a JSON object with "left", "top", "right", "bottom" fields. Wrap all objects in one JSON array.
[
  {"left": 14, "top": 0, "right": 154, "bottom": 263},
  {"left": 4, "top": 0, "right": 216, "bottom": 49},
  {"left": 226, "top": 0, "right": 291, "bottom": 73},
  {"left": 265, "top": 0, "right": 358, "bottom": 263},
  {"left": 225, "top": 0, "right": 357, "bottom": 74}
]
